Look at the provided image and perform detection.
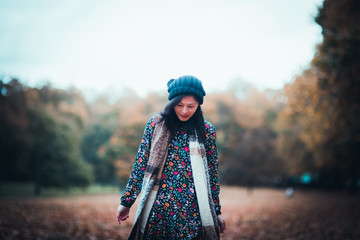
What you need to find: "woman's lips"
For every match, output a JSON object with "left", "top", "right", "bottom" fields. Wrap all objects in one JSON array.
[{"left": 179, "top": 114, "right": 189, "bottom": 120}]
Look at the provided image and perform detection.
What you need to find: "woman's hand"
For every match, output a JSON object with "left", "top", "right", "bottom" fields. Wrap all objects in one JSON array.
[
  {"left": 217, "top": 214, "right": 226, "bottom": 233},
  {"left": 116, "top": 204, "right": 130, "bottom": 224}
]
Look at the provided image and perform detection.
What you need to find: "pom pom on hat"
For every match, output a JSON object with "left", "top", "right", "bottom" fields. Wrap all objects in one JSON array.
[{"left": 167, "top": 75, "right": 206, "bottom": 104}]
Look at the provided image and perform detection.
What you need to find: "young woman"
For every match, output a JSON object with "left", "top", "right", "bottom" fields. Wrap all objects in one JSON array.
[{"left": 116, "top": 75, "right": 225, "bottom": 239}]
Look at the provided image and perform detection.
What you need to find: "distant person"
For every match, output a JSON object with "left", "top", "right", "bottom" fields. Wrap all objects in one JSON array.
[
  {"left": 246, "top": 178, "right": 254, "bottom": 196},
  {"left": 116, "top": 75, "right": 225, "bottom": 239},
  {"left": 285, "top": 187, "right": 294, "bottom": 198}
]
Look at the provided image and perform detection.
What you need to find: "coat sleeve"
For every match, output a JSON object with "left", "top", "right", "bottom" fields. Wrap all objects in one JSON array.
[
  {"left": 205, "top": 121, "right": 222, "bottom": 215},
  {"left": 120, "top": 116, "right": 157, "bottom": 207}
]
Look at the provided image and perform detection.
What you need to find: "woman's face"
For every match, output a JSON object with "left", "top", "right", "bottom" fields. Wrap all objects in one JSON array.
[{"left": 174, "top": 95, "right": 199, "bottom": 122}]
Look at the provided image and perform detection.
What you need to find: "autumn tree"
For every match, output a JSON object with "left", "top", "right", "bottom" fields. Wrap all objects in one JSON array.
[
  {"left": 275, "top": 70, "right": 326, "bottom": 178},
  {"left": 0, "top": 78, "right": 93, "bottom": 194},
  {"left": 313, "top": 0, "right": 360, "bottom": 189},
  {"left": 29, "top": 109, "right": 93, "bottom": 194},
  {"left": 0, "top": 79, "right": 30, "bottom": 183},
  {"left": 275, "top": 0, "right": 360, "bottom": 189},
  {"left": 101, "top": 91, "right": 167, "bottom": 187},
  {"left": 203, "top": 83, "right": 285, "bottom": 186}
]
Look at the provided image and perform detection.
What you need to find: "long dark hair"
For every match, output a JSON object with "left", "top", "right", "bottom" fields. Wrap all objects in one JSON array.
[{"left": 160, "top": 95, "right": 207, "bottom": 143}]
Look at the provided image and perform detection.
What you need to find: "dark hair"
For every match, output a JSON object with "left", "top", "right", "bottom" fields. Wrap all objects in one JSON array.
[{"left": 160, "top": 95, "right": 206, "bottom": 143}]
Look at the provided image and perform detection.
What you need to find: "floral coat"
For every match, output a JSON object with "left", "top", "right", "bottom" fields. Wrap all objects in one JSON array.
[{"left": 121, "top": 116, "right": 221, "bottom": 239}]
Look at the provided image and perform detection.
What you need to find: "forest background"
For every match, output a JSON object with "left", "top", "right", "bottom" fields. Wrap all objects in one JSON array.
[{"left": 0, "top": 0, "right": 359, "bottom": 196}]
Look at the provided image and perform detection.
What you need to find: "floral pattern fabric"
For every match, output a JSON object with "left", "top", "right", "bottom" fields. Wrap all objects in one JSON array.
[{"left": 121, "top": 116, "right": 221, "bottom": 239}]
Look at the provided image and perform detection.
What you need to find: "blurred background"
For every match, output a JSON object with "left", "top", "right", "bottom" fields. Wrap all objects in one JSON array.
[{"left": 1, "top": 0, "right": 360, "bottom": 239}]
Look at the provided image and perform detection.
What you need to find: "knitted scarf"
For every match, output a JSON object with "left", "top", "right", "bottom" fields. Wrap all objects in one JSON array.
[{"left": 128, "top": 119, "right": 219, "bottom": 240}]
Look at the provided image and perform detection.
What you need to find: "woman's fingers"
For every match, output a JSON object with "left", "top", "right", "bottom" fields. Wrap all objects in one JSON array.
[
  {"left": 217, "top": 215, "right": 226, "bottom": 233},
  {"left": 221, "top": 220, "right": 226, "bottom": 233},
  {"left": 220, "top": 221, "right": 225, "bottom": 233},
  {"left": 116, "top": 205, "right": 131, "bottom": 224},
  {"left": 117, "top": 215, "right": 129, "bottom": 224}
]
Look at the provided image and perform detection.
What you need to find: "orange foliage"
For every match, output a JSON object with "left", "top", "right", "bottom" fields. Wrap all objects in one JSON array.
[
  {"left": 275, "top": 67, "right": 337, "bottom": 174},
  {"left": 58, "top": 88, "right": 89, "bottom": 124}
]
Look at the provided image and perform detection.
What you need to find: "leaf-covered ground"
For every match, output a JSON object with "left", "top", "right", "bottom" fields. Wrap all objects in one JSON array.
[{"left": 1, "top": 187, "right": 359, "bottom": 240}]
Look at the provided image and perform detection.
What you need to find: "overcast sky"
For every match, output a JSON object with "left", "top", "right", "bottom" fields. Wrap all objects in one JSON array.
[{"left": 0, "top": 0, "right": 323, "bottom": 98}]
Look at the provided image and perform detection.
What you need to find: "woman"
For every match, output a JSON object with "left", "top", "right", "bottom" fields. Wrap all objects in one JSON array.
[{"left": 116, "top": 75, "right": 225, "bottom": 239}]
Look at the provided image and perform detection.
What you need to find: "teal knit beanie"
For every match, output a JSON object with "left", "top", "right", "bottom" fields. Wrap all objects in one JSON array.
[{"left": 167, "top": 75, "right": 206, "bottom": 104}]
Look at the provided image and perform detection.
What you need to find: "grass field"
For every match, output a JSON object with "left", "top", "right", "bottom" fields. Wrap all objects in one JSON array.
[{"left": 1, "top": 186, "right": 359, "bottom": 240}]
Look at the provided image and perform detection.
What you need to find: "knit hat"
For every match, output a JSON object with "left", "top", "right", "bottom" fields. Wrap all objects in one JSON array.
[{"left": 167, "top": 75, "right": 206, "bottom": 104}]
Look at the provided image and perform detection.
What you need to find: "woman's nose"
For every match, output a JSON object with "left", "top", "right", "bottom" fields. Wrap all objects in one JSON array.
[{"left": 181, "top": 107, "right": 188, "bottom": 114}]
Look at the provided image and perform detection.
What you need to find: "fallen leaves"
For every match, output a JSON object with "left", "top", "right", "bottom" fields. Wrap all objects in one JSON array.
[{"left": 1, "top": 187, "right": 359, "bottom": 240}]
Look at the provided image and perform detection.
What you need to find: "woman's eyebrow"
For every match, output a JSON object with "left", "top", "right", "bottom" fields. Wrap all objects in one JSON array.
[{"left": 179, "top": 102, "right": 197, "bottom": 105}]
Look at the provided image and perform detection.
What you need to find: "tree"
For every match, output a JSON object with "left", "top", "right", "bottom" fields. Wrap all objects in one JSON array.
[
  {"left": 275, "top": 70, "right": 324, "bottom": 177},
  {"left": 81, "top": 125, "right": 113, "bottom": 183},
  {"left": 0, "top": 78, "right": 94, "bottom": 195},
  {"left": 29, "top": 109, "right": 94, "bottom": 195},
  {"left": 203, "top": 88, "right": 285, "bottom": 186},
  {"left": 313, "top": 0, "right": 360, "bottom": 190},
  {"left": 275, "top": 0, "right": 360, "bottom": 189},
  {"left": 0, "top": 79, "right": 32, "bottom": 184}
]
